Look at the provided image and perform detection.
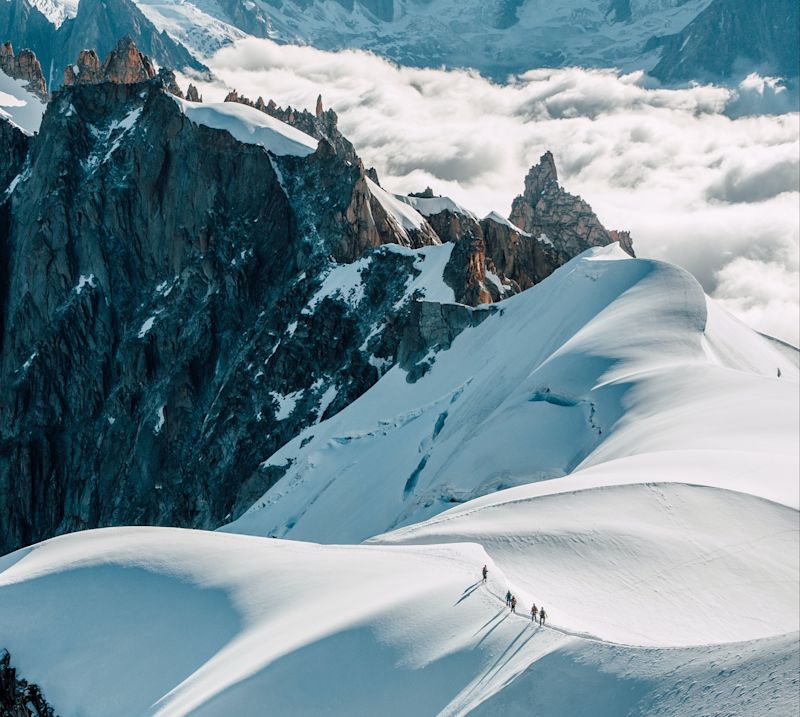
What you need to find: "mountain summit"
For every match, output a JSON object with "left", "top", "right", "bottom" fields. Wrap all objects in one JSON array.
[{"left": 0, "top": 42, "right": 633, "bottom": 554}]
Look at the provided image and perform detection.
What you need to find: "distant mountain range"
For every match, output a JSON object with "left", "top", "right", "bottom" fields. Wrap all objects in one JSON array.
[{"left": 1, "top": 0, "right": 798, "bottom": 87}]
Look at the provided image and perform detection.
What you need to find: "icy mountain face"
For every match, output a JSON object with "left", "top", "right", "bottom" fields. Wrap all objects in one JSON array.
[
  {"left": 169, "top": 0, "right": 717, "bottom": 78},
  {"left": 0, "top": 0, "right": 205, "bottom": 91},
  {"left": 4, "top": 0, "right": 797, "bottom": 85},
  {"left": 0, "top": 43, "right": 629, "bottom": 554},
  {"left": 650, "top": 0, "right": 800, "bottom": 83}
]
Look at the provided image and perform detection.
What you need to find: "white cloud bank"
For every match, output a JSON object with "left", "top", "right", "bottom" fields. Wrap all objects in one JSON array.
[{"left": 183, "top": 39, "right": 800, "bottom": 345}]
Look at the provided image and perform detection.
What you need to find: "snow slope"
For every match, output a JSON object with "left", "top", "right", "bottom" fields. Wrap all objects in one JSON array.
[
  {"left": 0, "top": 69, "right": 46, "bottom": 134},
  {"left": 1, "top": 526, "right": 797, "bottom": 717},
  {"left": 374, "top": 482, "right": 799, "bottom": 646},
  {"left": 174, "top": 97, "right": 318, "bottom": 157},
  {"left": 1, "top": 244, "right": 797, "bottom": 716},
  {"left": 224, "top": 244, "right": 798, "bottom": 544}
]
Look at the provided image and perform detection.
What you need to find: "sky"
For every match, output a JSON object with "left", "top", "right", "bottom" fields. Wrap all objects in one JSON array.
[{"left": 182, "top": 39, "right": 800, "bottom": 345}]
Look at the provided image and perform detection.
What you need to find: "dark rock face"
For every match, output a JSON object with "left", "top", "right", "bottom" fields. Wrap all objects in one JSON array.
[
  {"left": 509, "top": 151, "right": 635, "bottom": 263},
  {"left": 0, "top": 73, "right": 295, "bottom": 551},
  {"left": 650, "top": 0, "right": 800, "bottom": 83},
  {"left": 481, "top": 214, "right": 560, "bottom": 291},
  {"left": 0, "top": 120, "right": 28, "bottom": 191},
  {"left": 0, "top": 61, "right": 437, "bottom": 554},
  {"left": 398, "top": 301, "right": 497, "bottom": 382},
  {"left": 0, "top": 42, "right": 47, "bottom": 100},
  {"left": 0, "top": 650, "right": 56, "bottom": 717}
]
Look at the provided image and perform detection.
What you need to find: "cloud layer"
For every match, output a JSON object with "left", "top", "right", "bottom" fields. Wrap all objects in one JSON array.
[{"left": 182, "top": 39, "right": 800, "bottom": 345}]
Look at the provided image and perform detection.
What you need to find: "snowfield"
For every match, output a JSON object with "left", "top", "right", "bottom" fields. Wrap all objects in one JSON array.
[
  {"left": 0, "top": 70, "right": 46, "bottom": 135},
  {"left": 1, "top": 245, "right": 797, "bottom": 715},
  {"left": 0, "top": 525, "right": 797, "bottom": 716}
]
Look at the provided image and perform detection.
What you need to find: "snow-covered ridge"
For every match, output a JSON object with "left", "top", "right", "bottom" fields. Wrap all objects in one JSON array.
[
  {"left": 1, "top": 245, "right": 797, "bottom": 716},
  {"left": 225, "top": 245, "right": 798, "bottom": 545},
  {"left": 173, "top": 97, "right": 318, "bottom": 157},
  {"left": 365, "top": 176, "right": 427, "bottom": 231},
  {"left": 398, "top": 193, "right": 479, "bottom": 221}
]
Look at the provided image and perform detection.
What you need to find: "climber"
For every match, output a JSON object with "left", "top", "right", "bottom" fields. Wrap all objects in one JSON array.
[
  {"left": 531, "top": 603, "right": 537, "bottom": 622},
  {"left": 482, "top": 565, "right": 488, "bottom": 583},
  {"left": 539, "top": 607, "right": 546, "bottom": 626},
  {"left": 505, "top": 590, "right": 512, "bottom": 606},
  {"left": 510, "top": 595, "right": 517, "bottom": 613}
]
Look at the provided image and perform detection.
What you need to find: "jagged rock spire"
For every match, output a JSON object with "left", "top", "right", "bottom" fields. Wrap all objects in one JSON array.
[
  {"left": 63, "top": 36, "right": 156, "bottom": 86},
  {"left": 509, "top": 150, "right": 634, "bottom": 258},
  {"left": 315, "top": 94, "right": 324, "bottom": 118},
  {"left": 524, "top": 150, "right": 558, "bottom": 197},
  {"left": 0, "top": 42, "right": 47, "bottom": 100},
  {"left": 186, "top": 83, "right": 202, "bottom": 102}
]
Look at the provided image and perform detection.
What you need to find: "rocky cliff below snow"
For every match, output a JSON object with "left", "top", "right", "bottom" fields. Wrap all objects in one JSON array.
[{"left": 0, "top": 42, "right": 633, "bottom": 554}]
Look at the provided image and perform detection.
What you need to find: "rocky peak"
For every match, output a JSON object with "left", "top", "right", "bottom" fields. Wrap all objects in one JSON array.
[
  {"left": 64, "top": 49, "right": 103, "bottom": 85},
  {"left": 0, "top": 41, "right": 47, "bottom": 100},
  {"left": 63, "top": 36, "right": 156, "bottom": 86},
  {"left": 523, "top": 150, "right": 558, "bottom": 198},
  {"left": 186, "top": 83, "right": 202, "bottom": 102},
  {"left": 509, "top": 150, "right": 635, "bottom": 260}
]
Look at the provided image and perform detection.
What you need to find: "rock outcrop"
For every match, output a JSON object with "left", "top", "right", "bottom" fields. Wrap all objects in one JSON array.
[
  {"left": 63, "top": 36, "right": 155, "bottom": 86},
  {"left": 0, "top": 41, "right": 47, "bottom": 99},
  {"left": 186, "top": 83, "right": 202, "bottom": 102},
  {"left": 509, "top": 151, "right": 635, "bottom": 262},
  {"left": 0, "top": 650, "right": 56, "bottom": 717}
]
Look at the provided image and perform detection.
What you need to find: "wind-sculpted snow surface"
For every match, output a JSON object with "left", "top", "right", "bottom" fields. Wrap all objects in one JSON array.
[
  {"left": 1, "top": 247, "right": 797, "bottom": 716},
  {"left": 225, "top": 245, "right": 799, "bottom": 543},
  {"left": 373, "top": 483, "right": 799, "bottom": 646},
  {"left": 1, "top": 527, "right": 797, "bottom": 717}
]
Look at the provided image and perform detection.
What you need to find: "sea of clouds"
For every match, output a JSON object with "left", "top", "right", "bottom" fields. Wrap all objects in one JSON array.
[{"left": 183, "top": 39, "right": 799, "bottom": 345}]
